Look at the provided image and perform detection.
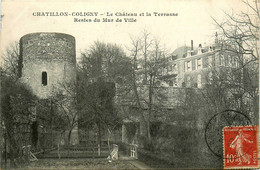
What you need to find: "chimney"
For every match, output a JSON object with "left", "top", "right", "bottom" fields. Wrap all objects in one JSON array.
[
  {"left": 215, "top": 32, "right": 218, "bottom": 44},
  {"left": 198, "top": 44, "right": 203, "bottom": 54},
  {"left": 191, "top": 40, "right": 193, "bottom": 50}
]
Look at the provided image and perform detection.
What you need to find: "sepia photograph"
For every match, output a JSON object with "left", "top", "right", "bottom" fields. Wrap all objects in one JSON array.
[{"left": 0, "top": 0, "right": 259, "bottom": 169}]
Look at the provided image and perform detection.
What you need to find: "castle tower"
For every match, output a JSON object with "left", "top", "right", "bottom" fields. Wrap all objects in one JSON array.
[{"left": 19, "top": 32, "right": 78, "bottom": 144}]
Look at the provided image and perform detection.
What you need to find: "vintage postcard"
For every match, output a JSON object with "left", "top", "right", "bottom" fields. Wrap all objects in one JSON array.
[{"left": 0, "top": 0, "right": 259, "bottom": 169}]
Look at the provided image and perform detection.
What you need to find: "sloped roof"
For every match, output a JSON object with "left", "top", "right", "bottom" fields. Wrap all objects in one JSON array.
[
  {"left": 172, "top": 46, "right": 191, "bottom": 59},
  {"left": 172, "top": 45, "right": 211, "bottom": 59}
]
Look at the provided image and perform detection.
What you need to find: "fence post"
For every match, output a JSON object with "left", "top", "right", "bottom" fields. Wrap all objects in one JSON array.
[
  {"left": 135, "top": 145, "right": 138, "bottom": 159},
  {"left": 113, "top": 144, "right": 118, "bottom": 159},
  {"left": 27, "top": 145, "right": 31, "bottom": 163},
  {"left": 4, "top": 132, "right": 7, "bottom": 169},
  {"left": 57, "top": 144, "right": 61, "bottom": 159},
  {"left": 21, "top": 146, "right": 27, "bottom": 164},
  {"left": 107, "top": 144, "right": 118, "bottom": 160},
  {"left": 98, "top": 144, "right": 100, "bottom": 156}
]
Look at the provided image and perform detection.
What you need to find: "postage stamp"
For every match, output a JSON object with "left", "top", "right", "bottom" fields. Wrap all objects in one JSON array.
[{"left": 223, "top": 126, "right": 259, "bottom": 169}]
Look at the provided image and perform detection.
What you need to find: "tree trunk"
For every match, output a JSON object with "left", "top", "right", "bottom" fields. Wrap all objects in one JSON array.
[
  {"left": 50, "top": 100, "right": 54, "bottom": 147},
  {"left": 97, "top": 122, "right": 102, "bottom": 148},
  {"left": 132, "top": 69, "right": 148, "bottom": 138},
  {"left": 68, "top": 128, "right": 72, "bottom": 145},
  {"left": 147, "top": 74, "right": 153, "bottom": 142},
  {"left": 107, "top": 128, "right": 112, "bottom": 160}
]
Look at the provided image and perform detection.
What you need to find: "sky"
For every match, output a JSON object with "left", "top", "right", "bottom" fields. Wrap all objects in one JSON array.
[{"left": 0, "top": 0, "right": 247, "bottom": 59}]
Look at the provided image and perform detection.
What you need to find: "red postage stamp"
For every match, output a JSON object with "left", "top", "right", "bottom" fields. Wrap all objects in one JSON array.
[{"left": 223, "top": 126, "right": 259, "bottom": 169}]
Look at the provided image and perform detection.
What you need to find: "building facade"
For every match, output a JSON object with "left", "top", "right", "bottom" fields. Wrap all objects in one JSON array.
[{"left": 160, "top": 38, "right": 240, "bottom": 89}]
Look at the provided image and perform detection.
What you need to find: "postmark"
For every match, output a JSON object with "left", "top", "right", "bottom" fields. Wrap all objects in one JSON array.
[
  {"left": 205, "top": 110, "right": 253, "bottom": 158},
  {"left": 223, "top": 126, "right": 258, "bottom": 169}
]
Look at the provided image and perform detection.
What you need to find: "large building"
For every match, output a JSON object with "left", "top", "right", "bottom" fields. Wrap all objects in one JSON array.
[{"left": 159, "top": 35, "right": 240, "bottom": 89}]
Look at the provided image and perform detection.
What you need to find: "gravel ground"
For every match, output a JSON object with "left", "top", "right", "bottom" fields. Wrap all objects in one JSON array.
[{"left": 24, "top": 158, "right": 137, "bottom": 169}]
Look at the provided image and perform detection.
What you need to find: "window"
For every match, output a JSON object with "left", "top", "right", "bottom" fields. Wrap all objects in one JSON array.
[
  {"left": 173, "top": 64, "right": 177, "bottom": 73},
  {"left": 169, "top": 81, "right": 173, "bottom": 86},
  {"left": 196, "top": 58, "right": 202, "bottom": 70},
  {"left": 234, "top": 58, "right": 239, "bottom": 68},
  {"left": 208, "top": 71, "right": 213, "bottom": 82},
  {"left": 224, "top": 56, "right": 228, "bottom": 66},
  {"left": 168, "top": 65, "right": 172, "bottom": 72},
  {"left": 197, "top": 74, "right": 202, "bottom": 88},
  {"left": 220, "top": 55, "right": 225, "bottom": 66},
  {"left": 187, "top": 61, "right": 191, "bottom": 71},
  {"left": 173, "top": 77, "right": 177, "bottom": 86},
  {"left": 186, "top": 76, "right": 191, "bottom": 87},
  {"left": 185, "top": 61, "right": 192, "bottom": 72},
  {"left": 42, "top": 71, "right": 47, "bottom": 86},
  {"left": 204, "top": 57, "right": 208, "bottom": 68},
  {"left": 212, "top": 55, "right": 215, "bottom": 67},
  {"left": 228, "top": 56, "right": 232, "bottom": 67},
  {"left": 208, "top": 56, "right": 212, "bottom": 67},
  {"left": 231, "top": 57, "right": 235, "bottom": 68},
  {"left": 172, "top": 55, "right": 177, "bottom": 60}
]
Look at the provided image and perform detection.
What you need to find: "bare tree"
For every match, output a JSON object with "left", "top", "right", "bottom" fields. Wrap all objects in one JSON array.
[
  {"left": 211, "top": 0, "right": 259, "bottom": 123},
  {"left": 141, "top": 30, "right": 153, "bottom": 84},
  {"left": 1, "top": 42, "right": 20, "bottom": 81},
  {"left": 211, "top": 0, "right": 259, "bottom": 59},
  {"left": 125, "top": 31, "right": 169, "bottom": 146},
  {"left": 51, "top": 81, "right": 78, "bottom": 145}
]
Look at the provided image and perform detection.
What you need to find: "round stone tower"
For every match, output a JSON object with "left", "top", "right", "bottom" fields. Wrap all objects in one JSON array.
[
  {"left": 19, "top": 32, "right": 76, "bottom": 99},
  {"left": 19, "top": 32, "right": 78, "bottom": 144}
]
